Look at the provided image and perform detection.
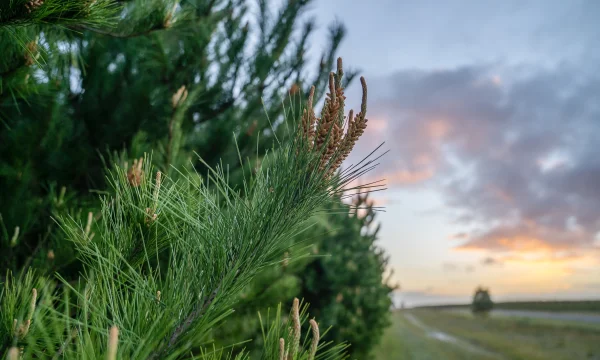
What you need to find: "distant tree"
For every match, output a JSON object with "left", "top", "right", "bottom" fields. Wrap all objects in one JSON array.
[{"left": 471, "top": 286, "right": 494, "bottom": 314}]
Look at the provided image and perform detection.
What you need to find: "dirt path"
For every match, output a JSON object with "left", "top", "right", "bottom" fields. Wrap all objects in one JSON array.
[{"left": 404, "top": 313, "right": 504, "bottom": 359}]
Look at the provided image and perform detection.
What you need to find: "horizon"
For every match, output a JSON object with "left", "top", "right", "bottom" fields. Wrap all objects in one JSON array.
[
  {"left": 312, "top": 0, "right": 600, "bottom": 306},
  {"left": 392, "top": 289, "right": 600, "bottom": 309}
]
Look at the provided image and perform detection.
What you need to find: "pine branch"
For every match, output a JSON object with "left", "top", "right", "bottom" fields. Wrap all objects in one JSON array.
[
  {"left": 0, "top": 0, "right": 119, "bottom": 29},
  {"left": 157, "top": 278, "right": 224, "bottom": 358},
  {"left": 69, "top": 24, "right": 165, "bottom": 39},
  {"left": 0, "top": 0, "right": 388, "bottom": 356}
]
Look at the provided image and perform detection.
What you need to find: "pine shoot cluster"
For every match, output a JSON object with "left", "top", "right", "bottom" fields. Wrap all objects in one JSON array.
[
  {"left": 277, "top": 299, "right": 321, "bottom": 360},
  {"left": 299, "top": 58, "right": 369, "bottom": 178}
]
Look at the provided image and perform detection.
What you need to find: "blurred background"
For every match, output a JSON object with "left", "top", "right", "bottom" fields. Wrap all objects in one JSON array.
[
  {"left": 315, "top": 0, "right": 600, "bottom": 307},
  {"left": 2, "top": 0, "right": 600, "bottom": 358},
  {"left": 313, "top": 1, "right": 600, "bottom": 358}
]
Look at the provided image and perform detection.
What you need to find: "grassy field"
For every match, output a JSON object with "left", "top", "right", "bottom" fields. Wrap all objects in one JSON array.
[
  {"left": 418, "top": 300, "right": 600, "bottom": 313},
  {"left": 374, "top": 309, "right": 600, "bottom": 360},
  {"left": 493, "top": 300, "right": 600, "bottom": 313}
]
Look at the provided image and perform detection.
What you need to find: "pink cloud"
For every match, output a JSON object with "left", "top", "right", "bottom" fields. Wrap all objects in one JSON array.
[{"left": 346, "top": 64, "right": 600, "bottom": 260}]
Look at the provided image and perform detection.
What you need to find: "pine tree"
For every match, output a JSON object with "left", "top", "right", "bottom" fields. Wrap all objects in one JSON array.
[
  {"left": 214, "top": 192, "right": 395, "bottom": 358},
  {"left": 1, "top": 0, "right": 390, "bottom": 357},
  {"left": 1, "top": 0, "right": 347, "bottom": 275},
  {"left": 0, "top": 126, "right": 376, "bottom": 357},
  {"left": 299, "top": 193, "right": 395, "bottom": 358},
  {"left": 211, "top": 61, "right": 393, "bottom": 357}
]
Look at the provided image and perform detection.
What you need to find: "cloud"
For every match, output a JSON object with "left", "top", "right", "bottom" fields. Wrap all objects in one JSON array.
[
  {"left": 575, "top": 282, "right": 600, "bottom": 290},
  {"left": 442, "top": 262, "right": 476, "bottom": 273},
  {"left": 449, "top": 232, "right": 468, "bottom": 240},
  {"left": 481, "top": 257, "right": 503, "bottom": 266},
  {"left": 495, "top": 250, "right": 596, "bottom": 265},
  {"left": 383, "top": 168, "right": 435, "bottom": 185},
  {"left": 348, "top": 61, "right": 600, "bottom": 256}
]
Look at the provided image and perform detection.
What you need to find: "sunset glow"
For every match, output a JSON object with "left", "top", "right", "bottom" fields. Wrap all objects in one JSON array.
[{"left": 316, "top": 0, "right": 600, "bottom": 306}]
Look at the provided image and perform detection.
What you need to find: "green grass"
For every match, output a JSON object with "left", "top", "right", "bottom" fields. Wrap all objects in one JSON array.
[
  {"left": 418, "top": 300, "right": 600, "bottom": 313},
  {"left": 494, "top": 300, "right": 600, "bottom": 313},
  {"left": 375, "top": 310, "right": 600, "bottom": 360},
  {"left": 372, "top": 311, "right": 496, "bottom": 360}
]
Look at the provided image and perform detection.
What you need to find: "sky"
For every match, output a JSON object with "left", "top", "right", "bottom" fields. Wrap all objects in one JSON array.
[{"left": 309, "top": 0, "right": 600, "bottom": 307}]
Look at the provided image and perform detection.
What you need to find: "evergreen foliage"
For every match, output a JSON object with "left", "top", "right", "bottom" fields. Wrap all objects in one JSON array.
[
  {"left": 0, "top": 77, "right": 380, "bottom": 357},
  {"left": 300, "top": 193, "right": 395, "bottom": 358},
  {"left": 0, "top": 0, "right": 117, "bottom": 28},
  {"left": 1, "top": 0, "right": 392, "bottom": 357},
  {"left": 0, "top": 0, "right": 347, "bottom": 273},
  {"left": 471, "top": 287, "right": 494, "bottom": 314},
  {"left": 215, "top": 193, "right": 395, "bottom": 358}
]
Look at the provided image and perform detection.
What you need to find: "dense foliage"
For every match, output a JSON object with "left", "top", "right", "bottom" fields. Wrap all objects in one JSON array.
[
  {"left": 300, "top": 193, "right": 394, "bottom": 357},
  {"left": 215, "top": 192, "right": 394, "bottom": 358},
  {"left": 1, "top": 0, "right": 348, "bottom": 273},
  {"left": 1, "top": 0, "right": 393, "bottom": 357},
  {"left": 471, "top": 287, "right": 494, "bottom": 314}
]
